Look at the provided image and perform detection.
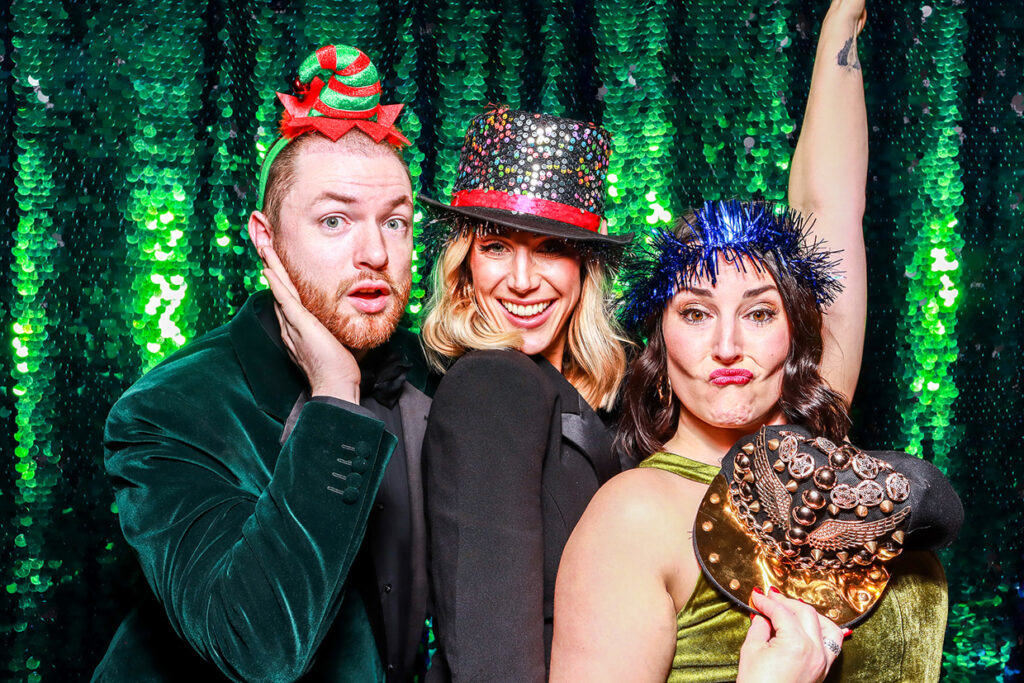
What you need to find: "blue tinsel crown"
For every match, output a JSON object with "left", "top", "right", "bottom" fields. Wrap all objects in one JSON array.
[{"left": 618, "top": 200, "right": 843, "bottom": 333}]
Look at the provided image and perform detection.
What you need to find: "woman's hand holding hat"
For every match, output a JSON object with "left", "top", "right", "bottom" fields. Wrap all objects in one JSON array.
[{"left": 738, "top": 588, "right": 846, "bottom": 683}]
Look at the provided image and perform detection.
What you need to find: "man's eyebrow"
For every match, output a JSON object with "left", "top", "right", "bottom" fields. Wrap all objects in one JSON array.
[
  {"left": 312, "top": 192, "right": 413, "bottom": 211},
  {"left": 313, "top": 191, "right": 358, "bottom": 205},
  {"left": 382, "top": 194, "right": 414, "bottom": 211}
]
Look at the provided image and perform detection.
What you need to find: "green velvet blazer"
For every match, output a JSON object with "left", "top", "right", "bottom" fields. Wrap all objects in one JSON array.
[{"left": 93, "top": 290, "right": 434, "bottom": 682}]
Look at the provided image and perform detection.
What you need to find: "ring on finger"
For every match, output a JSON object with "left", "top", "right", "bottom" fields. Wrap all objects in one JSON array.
[{"left": 822, "top": 637, "right": 842, "bottom": 657}]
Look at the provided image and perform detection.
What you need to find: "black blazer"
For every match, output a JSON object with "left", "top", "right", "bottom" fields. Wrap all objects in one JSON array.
[{"left": 423, "top": 350, "right": 620, "bottom": 682}]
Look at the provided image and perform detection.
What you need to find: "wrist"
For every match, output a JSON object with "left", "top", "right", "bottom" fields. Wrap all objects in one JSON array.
[
  {"left": 310, "top": 379, "right": 360, "bottom": 404},
  {"left": 822, "top": 5, "right": 865, "bottom": 36}
]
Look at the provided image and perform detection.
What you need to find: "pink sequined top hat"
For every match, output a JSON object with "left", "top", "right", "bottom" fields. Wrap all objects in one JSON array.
[
  {"left": 420, "top": 107, "right": 632, "bottom": 246},
  {"left": 257, "top": 44, "right": 409, "bottom": 210}
]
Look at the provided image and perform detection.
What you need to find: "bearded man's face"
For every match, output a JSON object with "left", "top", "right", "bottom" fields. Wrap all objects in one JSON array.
[{"left": 273, "top": 143, "right": 413, "bottom": 350}]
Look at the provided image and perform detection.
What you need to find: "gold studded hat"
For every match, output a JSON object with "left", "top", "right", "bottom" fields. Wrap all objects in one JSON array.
[{"left": 694, "top": 424, "right": 962, "bottom": 627}]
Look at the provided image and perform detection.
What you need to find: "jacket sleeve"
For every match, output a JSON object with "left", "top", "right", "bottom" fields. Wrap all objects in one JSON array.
[
  {"left": 105, "top": 389, "right": 395, "bottom": 683},
  {"left": 424, "top": 351, "right": 554, "bottom": 683}
]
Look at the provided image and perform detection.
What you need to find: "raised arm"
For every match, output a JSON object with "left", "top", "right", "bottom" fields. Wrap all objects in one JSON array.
[{"left": 787, "top": 0, "right": 869, "bottom": 403}]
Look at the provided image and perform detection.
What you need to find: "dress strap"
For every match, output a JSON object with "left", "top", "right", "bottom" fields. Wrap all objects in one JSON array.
[{"left": 638, "top": 451, "right": 719, "bottom": 485}]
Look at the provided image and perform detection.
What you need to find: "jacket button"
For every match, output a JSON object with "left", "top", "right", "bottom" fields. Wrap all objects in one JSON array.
[
  {"left": 383, "top": 583, "right": 392, "bottom": 593},
  {"left": 387, "top": 664, "right": 396, "bottom": 673}
]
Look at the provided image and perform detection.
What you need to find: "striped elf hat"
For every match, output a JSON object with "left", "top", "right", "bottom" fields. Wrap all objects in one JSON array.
[{"left": 257, "top": 44, "right": 410, "bottom": 210}]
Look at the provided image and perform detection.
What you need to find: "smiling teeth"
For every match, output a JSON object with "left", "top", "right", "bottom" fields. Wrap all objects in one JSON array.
[{"left": 502, "top": 301, "right": 551, "bottom": 317}]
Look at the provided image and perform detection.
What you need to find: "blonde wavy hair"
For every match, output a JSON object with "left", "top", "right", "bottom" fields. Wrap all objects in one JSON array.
[{"left": 421, "top": 229, "right": 629, "bottom": 411}]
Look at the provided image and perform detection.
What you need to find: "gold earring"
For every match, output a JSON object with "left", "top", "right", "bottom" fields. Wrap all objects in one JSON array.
[{"left": 658, "top": 375, "right": 672, "bottom": 406}]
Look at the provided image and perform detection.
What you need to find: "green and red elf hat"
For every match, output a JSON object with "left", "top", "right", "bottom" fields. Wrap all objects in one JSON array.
[{"left": 256, "top": 44, "right": 410, "bottom": 210}]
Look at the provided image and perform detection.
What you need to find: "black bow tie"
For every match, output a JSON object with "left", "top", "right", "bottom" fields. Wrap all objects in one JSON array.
[{"left": 359, "top": 348, "right": 411, "bottom": 408}]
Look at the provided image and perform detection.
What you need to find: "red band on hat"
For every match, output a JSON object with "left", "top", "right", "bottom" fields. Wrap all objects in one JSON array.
[
  {"left": 312, "top": 99, "right": 379, "bottom": 119},
  {"left": 316, "top": 45, "right": 337, "bottom": 71},
  {"left": 280, "top": 111, "right": 411, "bottom": 147},
  {"left": 337, "top": 51, "right": 371, "bottom": 76},
  {"left": 326, "top": 77, "right": 382, "bottom": 98},
  {"left": 451, "top": 189, "right": 601, "bottom": 232}
]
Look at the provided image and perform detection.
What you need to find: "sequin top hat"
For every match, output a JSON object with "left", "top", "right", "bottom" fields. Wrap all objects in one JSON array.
[
  {"left": 695, "top": 425, "right": 962, "bottom": 628},
  {"left": 257, "top": 44, "right": 410, "bottom": 210},
  {"left": 420, "top": 107, "right": 632, "bottom": 246}
]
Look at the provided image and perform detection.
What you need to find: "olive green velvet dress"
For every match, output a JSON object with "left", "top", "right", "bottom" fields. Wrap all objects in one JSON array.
[{"left": 639, "top": 452, "right": 948, "bottom": 683}]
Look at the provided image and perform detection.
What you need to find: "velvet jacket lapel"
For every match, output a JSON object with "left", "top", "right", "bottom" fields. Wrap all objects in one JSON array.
[{"left": 229, "top": 290, "right": 307, "bottom": 422}]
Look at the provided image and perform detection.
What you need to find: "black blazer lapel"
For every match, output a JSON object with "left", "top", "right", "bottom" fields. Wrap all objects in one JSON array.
[
  {"left": 398, "top": 382, "right": 432, "bottom": 671},
  {"left": 560, "top": 404, "right": 618, "bottom": 484},
  {"left": 532, "top": 357, "right": 619, "bottom": 484}
]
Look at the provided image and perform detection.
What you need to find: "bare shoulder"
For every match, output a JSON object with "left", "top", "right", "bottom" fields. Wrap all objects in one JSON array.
[
  {"left": 554, "top": 471, "right": 693, "bottom": 682},
  {"left": 570, "top": 468, "right": 700, "bottom": 554}
]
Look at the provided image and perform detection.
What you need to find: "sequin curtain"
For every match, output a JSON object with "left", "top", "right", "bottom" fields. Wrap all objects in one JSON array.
[{"left": 1, "top": 1, "right": 1020, "bottom": 680}]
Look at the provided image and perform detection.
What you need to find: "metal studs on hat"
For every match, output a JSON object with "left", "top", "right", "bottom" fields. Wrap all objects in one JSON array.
[
  {"left": 726, "top": 427, "right": 913, "bottom": 573},
  {"left": 886, "top": 472, "right": 911, "bottom": 502}
]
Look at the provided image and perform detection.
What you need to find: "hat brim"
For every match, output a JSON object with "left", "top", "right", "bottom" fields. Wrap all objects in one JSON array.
[
  {"left": 694, "top": 472, "right": 889, "bottom": 629},
  {"left": 419, "top": 194, "right": 633, "bottom": 247}
]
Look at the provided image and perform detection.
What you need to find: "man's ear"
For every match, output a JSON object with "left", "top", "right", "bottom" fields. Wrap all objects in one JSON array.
[{"left": 248, "top": 210, "right": 273, "bottom": 261}]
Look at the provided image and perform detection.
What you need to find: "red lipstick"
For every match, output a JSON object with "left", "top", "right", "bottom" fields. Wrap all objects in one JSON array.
[{"left": 709, "top": 368, "right": 753, "bottom": 386}]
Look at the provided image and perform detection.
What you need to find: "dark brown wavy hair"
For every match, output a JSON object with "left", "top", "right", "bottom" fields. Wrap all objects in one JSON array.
[{"left": 616, "top": 211, "right": 851, "bottom": 461}]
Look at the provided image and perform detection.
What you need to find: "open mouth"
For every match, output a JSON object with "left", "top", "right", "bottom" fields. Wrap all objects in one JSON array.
[
  {"left": 347, "top": 282, "right": 391, "bottom": 313},
  {"left": 500, "top": 300, "right": 553, "bottom": 319},
  {"left": 349, "top": 282, "right": 390, "bottom": 299}
]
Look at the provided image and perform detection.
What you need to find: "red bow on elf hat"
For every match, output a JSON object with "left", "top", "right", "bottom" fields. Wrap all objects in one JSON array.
[{"left": 257, "top": 44, "right": 410, "bottom": 210}]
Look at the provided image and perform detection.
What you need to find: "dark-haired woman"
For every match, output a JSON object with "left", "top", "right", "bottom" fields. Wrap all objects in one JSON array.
[{"left": 552, "top": 2, "right": 953, "bottom": 682}]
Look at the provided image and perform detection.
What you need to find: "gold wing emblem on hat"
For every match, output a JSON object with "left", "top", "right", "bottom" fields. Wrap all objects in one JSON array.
[
  {"left": 753, "top": 430, "right": 791, "bottom": 530},
  {"left": 807, "top": 507, "right": 911, "bottom": 551}
]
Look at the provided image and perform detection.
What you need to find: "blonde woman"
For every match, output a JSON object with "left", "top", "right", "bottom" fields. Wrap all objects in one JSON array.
[{"left": 418, "top": 107, "right": 630, "bottom": 682}]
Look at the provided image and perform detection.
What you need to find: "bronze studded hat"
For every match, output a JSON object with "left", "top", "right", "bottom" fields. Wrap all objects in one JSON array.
[
  {"left": 694, "top": 425, "right": 962, "bottom": 627},
  {"left": 420, "top": 106, "right": 632, "bottom": 247}
]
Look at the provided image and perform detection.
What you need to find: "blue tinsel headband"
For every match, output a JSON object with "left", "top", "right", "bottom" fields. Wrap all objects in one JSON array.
[{"left": 618, "top": 200, "right": 843, "bottom": 333}]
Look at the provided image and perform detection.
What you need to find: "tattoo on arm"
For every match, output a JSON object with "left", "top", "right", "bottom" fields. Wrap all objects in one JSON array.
[{"left": 836, "top": 36, "right": 862, "bottom": 71}]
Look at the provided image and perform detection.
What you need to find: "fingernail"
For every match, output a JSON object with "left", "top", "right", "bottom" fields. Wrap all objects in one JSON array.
[
  {"left": 749, "top": 611, "right": 756, "bottom": 621},
  {"left": 843, "top": 628, "right": 853, "bottom": 639},
  {"left": 751, "top": 587, "right": 764, "bottom": 596},
  {"left": 769, "top": 586, "right": 781, "bottom": 595}
]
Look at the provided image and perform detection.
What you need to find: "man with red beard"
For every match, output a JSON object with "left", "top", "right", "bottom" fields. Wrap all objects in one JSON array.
[{"left": 95, "top": 46, "right": 443, "bottom": 683}]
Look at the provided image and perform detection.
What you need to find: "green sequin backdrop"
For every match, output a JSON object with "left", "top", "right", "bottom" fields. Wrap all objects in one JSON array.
[{"left": 0, "top": 1, "right": 1020, "bottom": 680}]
